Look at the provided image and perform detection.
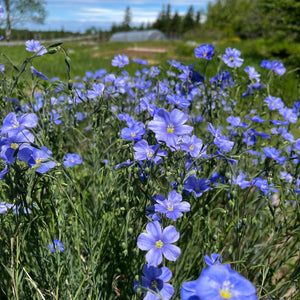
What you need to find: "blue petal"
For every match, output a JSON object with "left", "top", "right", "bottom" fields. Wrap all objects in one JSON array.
[
  {"left": 146, "top": 247, "right": 162, "bottom": 266},
  {"left": 137, "top": 233, "right": 155, "bottom": 250},
  {"left": 146, "top": 221, "right": 162, "bottom": 240},
  {"left": 162, "top": 225, "right": 179, "bottom": 244},
  {"left": 161, "top": 244, "right": 180, "bottom": 261}
]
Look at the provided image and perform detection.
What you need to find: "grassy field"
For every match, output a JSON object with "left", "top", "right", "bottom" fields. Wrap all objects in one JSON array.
[{"left": 1, "top": 37, "right": 299, "bottom": 105}]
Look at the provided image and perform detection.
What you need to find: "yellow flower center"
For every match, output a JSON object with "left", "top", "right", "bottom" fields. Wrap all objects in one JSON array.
[
  {"left": 167, "top": 204, "right": 173, "bottom": 211},
  {"left": 33, "top": 48, "right": 37, "bottom": 52},
  {"left": 131, "top": 132, "right": 136, "bottom": 138},
  {"left": 155, "top": 240, "right": 163, "bottom": 248},
  {"left": 220, "top": 290, "right": 232, "bottom": 299},
  {"left": 189, "top": 145, "right": 194, "bottom": 151},
  {"left": 220, "top": 281, "right": 233, "bottom": 299},
  {"left": 167, "top": 124, "right": 174, "bottom": 133},
  {"left": 203, "top": 52, "right": 207, "bottom": 57},
  {"left": 71, "top": 159, "right": 75, "bottom": 163},
  {"left": 12, "top": 121, "right": 20, "bottom": 129},
  {"left": 229, "top": 57, "right": 234, "bottom": 62},
  {"left": 35, "top": 158, "right": 42, "bottom": 164},
  {"left": 11, "top": 143, "right": 19, "bottom": 149},
  {"left": 147, "top": 151, "right": 153, "bottom": 157}
]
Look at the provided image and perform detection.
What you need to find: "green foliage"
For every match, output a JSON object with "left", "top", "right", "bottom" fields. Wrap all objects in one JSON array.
[{"left": 205, "top": 0, "right": 300, "bottom": 41}]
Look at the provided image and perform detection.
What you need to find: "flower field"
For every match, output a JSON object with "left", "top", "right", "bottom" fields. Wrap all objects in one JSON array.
[{"left": 0, "top": 39, "right": 299, "bottom": 299}]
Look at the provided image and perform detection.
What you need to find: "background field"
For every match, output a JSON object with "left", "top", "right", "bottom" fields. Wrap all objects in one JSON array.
[{"left": 1, "top": 36, "right": 299, "bottom": 104}]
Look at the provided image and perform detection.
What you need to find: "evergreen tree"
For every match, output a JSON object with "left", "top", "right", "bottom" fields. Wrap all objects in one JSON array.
[
  {"left": 195, "top": 10, "right": 201, "bottom": 25},
  {"left": 170, "top": 11, "right": 182, "bottom": 36},
  {"left": 122, "top": 6, "right": 132, "bottom": 31},
  {"left": 182, "top": 5, "right": 195, "bottom": 32}
]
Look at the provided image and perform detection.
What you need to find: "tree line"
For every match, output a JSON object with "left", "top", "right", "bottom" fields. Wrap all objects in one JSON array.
[
  {"left": 204, "top": 0, "right": 300, "bottom": 41},
  {"left": 110, "top": 4, "right": 202, "bottom": 38},
  {"left": 1, "top": 0, "right": 299, "bottom": 41}
]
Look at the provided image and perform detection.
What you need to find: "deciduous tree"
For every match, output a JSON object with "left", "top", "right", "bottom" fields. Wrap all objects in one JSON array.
[{"left": 2, "top": 0, "right": 47, "bottom": 41}]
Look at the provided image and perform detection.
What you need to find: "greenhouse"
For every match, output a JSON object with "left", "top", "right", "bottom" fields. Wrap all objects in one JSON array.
[{"left": 109, "top": 29, "right": 166, "bottom": 42}]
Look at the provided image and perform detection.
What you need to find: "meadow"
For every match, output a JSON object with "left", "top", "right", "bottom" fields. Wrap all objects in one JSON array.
[{"left": 0, "top": 38, "right": 299, "bottom": 299}]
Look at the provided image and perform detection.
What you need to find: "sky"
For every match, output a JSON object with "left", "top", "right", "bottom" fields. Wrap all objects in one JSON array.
[{"left": 14, "top": 0, "right": 211, "bottom": 33}]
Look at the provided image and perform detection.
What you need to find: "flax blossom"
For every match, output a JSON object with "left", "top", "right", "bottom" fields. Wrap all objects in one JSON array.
[
  {"left": 181, "top": 264, "right": 258, "bottom": 300},
  {"left": 154, "top": 191, "right": 190, "bottom": 221},
  {"left": 133, "top": 140, "right": 167, "bottom": 164},
  {"left": 148, "top": 108, "right": 193, "bottom": 151},
  {"left": 137, "top": 221, "right": 180, "bottom": 266},
  {"left": 222, "top": 48, "right": 243, "bottom": 68},
  {"left": 28, "top": 146, "right": 56, "bottom": 174},
  {"left": 134, "top": 265, "right": 174, "bottom": 300}
]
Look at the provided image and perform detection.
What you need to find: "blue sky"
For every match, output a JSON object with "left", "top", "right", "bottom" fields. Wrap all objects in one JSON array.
[{"left": 16, "top": 0, "right": 211, "bottom": 33}]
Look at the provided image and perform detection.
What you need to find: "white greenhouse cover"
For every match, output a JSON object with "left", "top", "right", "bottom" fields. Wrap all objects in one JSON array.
[{"left": 110, "top": 30, "right": 166, "bottom": 42}]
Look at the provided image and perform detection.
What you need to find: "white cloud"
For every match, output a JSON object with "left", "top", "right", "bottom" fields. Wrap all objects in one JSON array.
[{"left": 75, "top": 7, "right": 158, "bottom": 24}]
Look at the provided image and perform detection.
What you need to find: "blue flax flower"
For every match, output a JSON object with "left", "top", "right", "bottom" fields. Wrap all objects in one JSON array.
[
  {"left": 30, "top": 66, "right": 48, "bottom": 81},
  {"left": 25, "top": 40, "right": 47, "bottom": 56},
  {"left": 1, "top": 112, "right": 37, "bottom": 136},
  {"left": 194, "top": 44, "right": 215, "bottom": 60},
  {"left": 28, "top": 146, "right": 56, "bottom": 174},
  {"left": 264, "top": 95, "right": 284, "bottom": 111},
  {"left": 279, "top": 107, "right": 298, "bottom": 123},
  {"left": 242, "top": 82, "right": 265, "bottom": 98},
  {"left": 253, "top": 177, "right": 277, "bottom": 196},
  {"left": 179, "top": 135, "right": 207, "bottom": 158},
  {"left": 222, "top": 48, "right": 243, "bottom": 68},
  {"left": 1, "top": 129, "right": 34, "bottom": 164},
  {"left": 263, "top": 147, "right": 286, "bottom": 164},
  {"left": 207, "top": 122, "right": 234, "bottom": 152},
  {"left": 181, "top": 264, "right": 258, "bottom": 300},
  {"left": 87, "top": 83, "right": 105, "bottom": 98},
  {"left": 226, "top": 116, "right": 249, "bottom": 128},
  {"left": 245, "top": 115, "right": 266, "bottom": 123},
  {"left": 261, "top": 60, "right": 286, "bottom": 75},
  {"left": 0, "top": 202, "right": 13, "bottom": 214},
  {"left": 112, "top": 54, "right": 129, "bottom": 68},
  {"left": 248, "top": 128, "right": 270, "bottom": 140},
  {"left": 47, "top": 239, "right": 64, "bottom": 253},
  {"left": 270, "top": 120, "right": 289, "bottom": 126},
  {"left": 148, "top": 108, "right": 193, "bottom": 151},
  {"left": 244, "top": 66, "right": 260, "bottom": 82},
  {"left": 133, "top": 140, "right": 167, "bottom": 164},
  {"left": 121, "top": 122, "right": 146, "bottom": 142},
  {"left": 137, "top": 221, "right": 180, "bottom": 266},
  {"left": 132, "top": 58, "right": 148, "bottom": 65},
  {"left": 230, "top": 171, "right": 251, "bottom": 189},
  {"left": 183, "top": 175, "right": 211, "bottom": 197},
  {"left": 214, "top": 135, "right": 234, "bottom": 153},
  {"left": 166, "top": 94, "right": 191, "bottom": 108},
  {"left": 63, "top": 153, "right": 83, "bottom": 167},
  {"left": 205, "top": 253, "right": 222, "bottom": 266},
  {"left": 154, "top": 191, "right": 190, "bottom": 221},
  {"left": 135, "top": 265, "right": 174, "bottom": 300}
]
